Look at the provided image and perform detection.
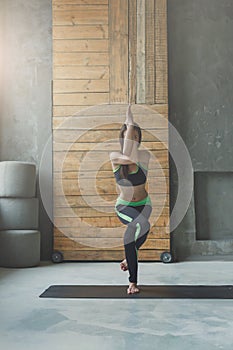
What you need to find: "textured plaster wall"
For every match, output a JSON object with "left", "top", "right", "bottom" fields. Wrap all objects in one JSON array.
[
  {"left": 1, "top": 0, "right": 233, "bottom": 261},
  {"left": 0, "top": 0, "right": 53, "bottom": 260},
  {"left": 168, "top": 0, "right": 233, "bottom": 259}
]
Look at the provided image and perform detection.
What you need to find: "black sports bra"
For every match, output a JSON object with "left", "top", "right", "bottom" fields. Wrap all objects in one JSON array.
[{"left": 113, "top": 163, "right": 147, "bottom": 187}]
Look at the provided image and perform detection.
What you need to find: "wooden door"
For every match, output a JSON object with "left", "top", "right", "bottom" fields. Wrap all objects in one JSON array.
[{"left": 52, "top": 0, "right": 170, "bottom": 261}]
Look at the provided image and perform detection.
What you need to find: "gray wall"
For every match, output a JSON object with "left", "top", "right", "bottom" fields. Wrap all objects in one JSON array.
[
  {"left": 0, "top": 0, "right": 53, "bottom": 260},
  {"left": 1, "top": 0, "right": 233, "bottom": 261},
  {"left": 168, "top": 0, "right": 233, "bottom": 259}
]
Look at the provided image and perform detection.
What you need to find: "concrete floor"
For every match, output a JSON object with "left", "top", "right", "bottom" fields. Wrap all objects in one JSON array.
[{"left": 1, "top": 261, "right": 233, "bottom": 350}]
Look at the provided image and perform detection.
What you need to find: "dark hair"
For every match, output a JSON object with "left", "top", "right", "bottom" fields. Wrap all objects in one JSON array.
[{"left": 119, "top": 123, "right": 142, "bottom": 179}]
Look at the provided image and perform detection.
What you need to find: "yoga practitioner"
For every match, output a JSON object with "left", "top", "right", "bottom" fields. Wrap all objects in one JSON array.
[{"left": 110, "top": 105, "right": 152, "bottom": 294}]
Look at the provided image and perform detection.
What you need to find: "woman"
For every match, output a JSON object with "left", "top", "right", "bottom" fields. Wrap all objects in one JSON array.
[{"left": 110, "top": 105, "right": 152, "bottom": 294}]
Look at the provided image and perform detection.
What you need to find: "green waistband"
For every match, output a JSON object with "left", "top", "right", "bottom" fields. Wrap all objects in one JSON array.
[{"left": 115, "top": 196, "right": 152, "bottom": 207}]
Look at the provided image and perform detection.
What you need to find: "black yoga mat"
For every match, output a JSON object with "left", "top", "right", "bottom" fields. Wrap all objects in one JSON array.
[{"left": 39, "top": 285, "right": 233, "bottom": 299}]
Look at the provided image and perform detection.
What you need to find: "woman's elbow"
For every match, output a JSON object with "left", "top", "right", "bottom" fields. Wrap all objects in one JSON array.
[{"left": 110, "top": 151, "right": 121, "bottom": 161}]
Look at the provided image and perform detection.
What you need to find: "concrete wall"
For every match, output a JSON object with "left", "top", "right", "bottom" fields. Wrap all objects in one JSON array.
[
  {"left": 1, "top": 0, "right": 233, "bottom": 261},
  {"left": 168, "top": 0, "right": 233, "bottom": 259},
  {"left": 0, "top": 0, "right": 53, "bottom": 260}
]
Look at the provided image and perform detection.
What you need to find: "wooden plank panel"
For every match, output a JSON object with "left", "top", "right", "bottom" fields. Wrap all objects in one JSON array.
[
  {"left": 128, "top": 0, "right": 137, "bottom": 103},
  {"left": 59, "top": 249, "right": 125, "bottom": 261},
  {"left": 53, "top": 103, "right": 167, "bottom": 116},
  {"left": 52, "top": 103, "right": 168, "bottom": 118},
  {"left": 53, "top": 10, "right": 108, "bottom": 25},
  {"left": 155, "top": 0, "right": 168, "bottom": 103},
  {"left": 55, "top": 199, "right": 168, "bottom": 210},
  {"left": 53, "top": 26, "right": 108, "bottom": 40},
  {"left": 53, "top": 194, "right": 168, "bottom": 209},
  {"left": 53, "top": 141, "right": 167, "bottom": 152},
  {"left": 54, "top": 206, "right": 169, "bottom": 218},
  {"left": 53, "top": 4, "right": 107, "bottom": 11},
  {"left": 52, "top": 0, "right": 169, "bottom": 261},
  {"left": 54, "top": 207, "right": 115, "bottom": 218},
  {"left": 54, "top": 193, "right": 169, "bottom": 207},
  {"left": 55, "top": 217, "right": 169, "bottom": 229},
  {"left": 136, "top": 0, "right": 146, "bottom": 103},
  {"left": 53, "top": 149, "right": 168, "bottom": 161},
  {"left": 53, "top": 206, "right": 169, "bottom": 222},
  {"left": 53, "top": 93, "right": 109, "bottom": 106},
  {"left": 145, "top": 0, "right": 155, "bottom": 104},
  {"left": 53, "top": 153, "right": 169, "bottom": 173},
  {"left": 54, "top": 234, "right": 170, "bottom": 242},
  {"left": 54, "top": 216, "right": 115, "bottom": 228},
  {"left": 54, "top": 195, "right": 118, "bottom": 208},
  {"left": 53, "top": 150, "right": 169, "bottom": 171},
  {"left": 53, "top": 66, "right": 109, "bottom": 80},
  {"left": 109, "top": 0, "right": 128, "bottom": 102},
  {"left": 53, "top": 105, "right": 91, "bottom": 117},
  {"left": 54, "top": 239, "right": 123, "bottom": 251},
  {"left": 54, "top": 218, "right": 169, "bottom": 232},
  {"left": 53, "top": 129, "right": 168, "bottom": 143},
  {"left": 53, "top": 0, "right": 108, "bottom": 4},
  {"left": 57, "top": 249, "right": 164, "bottom": 261},
  {"left": 53, "top": 140, "right": 168, "bottom": 151},
  {"left": 52, "top": 112, "right": 168, "bottom": 129},
  {"left": 54, "top": 170, "right": 169, "bottom": 182},
  {"left": 53, "top": 237, "right": 170, "bottom": 250},
  {"left": 54, "top": 215, "right": 169, "bottom": 228},
  {"left": 54, "top": 52, "right": 109, "bottom": 66},
  {"left": 54, "top": 226, "right": 170, "bottom": 238},
  {"left": 53, "top": 80, "right": 109, "bottom": 94},
  {"left": 53, "top": 225, "right": 170, "bottom": 236},
  {"left": 53, "top": 188, "right": 168, "bottom": 202},
  {"left": 53, "top": 39, "right": 108, "bottom": 52},
  {"left": 52, "top": 113, "right": 168, "bottom": 130},
  {"left": 53, "top": 177, "right": 169, "bottom": 196},
  {"left": 54, "top": 234, "right": 169, "bottom": 249},
  {"left": 53, "top": 161, "right": 169, "bottom": 173},
  {"left": 59, "top": 103, "right": 167, "bottom": 116}
]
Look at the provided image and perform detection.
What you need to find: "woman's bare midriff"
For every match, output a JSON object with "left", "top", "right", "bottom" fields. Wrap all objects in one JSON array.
[{"left": 117, "top": 183, "right": 148, "bottom": 202}]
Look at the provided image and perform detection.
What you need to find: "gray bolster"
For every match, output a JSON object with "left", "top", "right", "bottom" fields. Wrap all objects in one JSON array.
[
  {"left": 0, "top": 198, "right": 39, "bottom": 230},
  {"left": 0, "top": 161, "right": 36, "bottom": 197},
  {"left": 0, "top": 230, "right": 40, "bottom": 268}
]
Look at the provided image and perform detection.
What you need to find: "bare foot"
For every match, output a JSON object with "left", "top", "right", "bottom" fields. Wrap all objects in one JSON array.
[
  {"left": 127, "top": 283, "right": 140, "bottom": 294},
  {"left": 120, "top": 259, "right": 128, "bottom": 271}
]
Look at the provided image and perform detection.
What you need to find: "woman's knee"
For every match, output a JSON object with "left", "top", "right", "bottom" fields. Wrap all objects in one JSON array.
[
  {"left": 123, "top": 219, "right": 150, "bottom": 245},
  {"left": 138, "top": 217, "right": 150, "bottom": 236},
  {"left": 123, "top": 223, "right": 137, "bottom": 245}
]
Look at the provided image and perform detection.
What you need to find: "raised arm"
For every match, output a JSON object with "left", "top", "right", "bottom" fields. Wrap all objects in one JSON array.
[
  {"left": 122, "top": 104, "right": 135, "bottom": 157},
  {"left": 110, "top": 104, "right": 139, "bottom": 165}
]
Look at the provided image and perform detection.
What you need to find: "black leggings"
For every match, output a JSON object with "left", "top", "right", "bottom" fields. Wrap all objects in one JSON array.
[{"left": 115, "top": 204, "right": 152, "bottom": 283}]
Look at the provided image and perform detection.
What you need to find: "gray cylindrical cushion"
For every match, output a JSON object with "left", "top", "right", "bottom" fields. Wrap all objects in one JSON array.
[
  {"left": 0, "top": 161, "right": 36, "bottom": 197},
  {"left": 0, "top": 198, "right": 39, "bottom": 230},
  {"left": 0, "top": 230, "right": 40, "bottom": 268}
]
